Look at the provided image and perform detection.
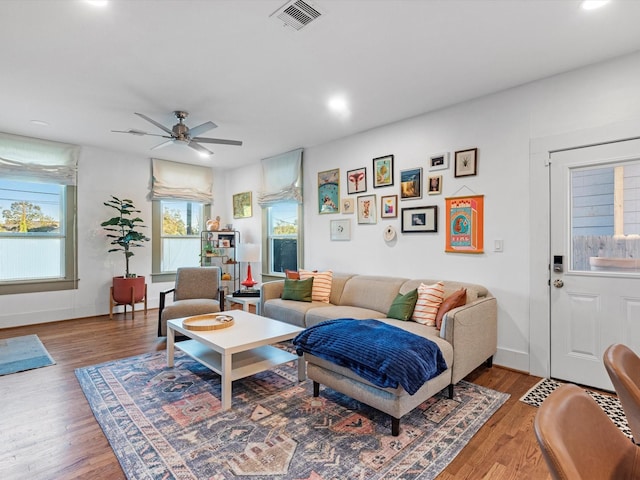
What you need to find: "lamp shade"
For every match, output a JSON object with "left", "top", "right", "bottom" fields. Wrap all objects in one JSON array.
[{"left": 237, "top": 243, "right": 261, "bottom": 263}]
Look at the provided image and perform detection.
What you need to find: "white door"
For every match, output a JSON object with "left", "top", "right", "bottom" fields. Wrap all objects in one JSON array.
[{"left": 550, "top": 138, "right": 640, "bottom": 391}]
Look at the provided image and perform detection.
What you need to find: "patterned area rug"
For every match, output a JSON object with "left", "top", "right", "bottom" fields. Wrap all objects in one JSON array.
[
  {"left": 76, "top": 350, "right": 509, "bottom": 479},
  {"left": 0, "top": 334, "right": 55, "bottom": 376},
  {"left": 520, "top": 378, "right": 632, "bottom": 439}
]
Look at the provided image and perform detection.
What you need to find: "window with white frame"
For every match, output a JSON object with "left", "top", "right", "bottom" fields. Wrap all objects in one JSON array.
[
  {"left": 150, "top": 159, "right": 213, "bottom": 282},
  {"left": 0, "top": 132, "right": 78, "bottom": 294},
  {"left": 258, "top": 148, "right": 303, "bottom": 276}
]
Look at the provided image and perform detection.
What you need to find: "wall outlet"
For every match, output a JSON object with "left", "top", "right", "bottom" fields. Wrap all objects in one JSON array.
[{"left": 494, "top": 239, "right": 504, "bottom": 252}]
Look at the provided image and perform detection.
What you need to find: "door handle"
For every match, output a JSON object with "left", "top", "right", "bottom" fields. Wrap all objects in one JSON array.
[{"left": 553, "top": 279, "right": 564, "bottom": 288}]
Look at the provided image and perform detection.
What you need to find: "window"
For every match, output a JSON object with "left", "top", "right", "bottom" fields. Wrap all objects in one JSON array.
[
  {"left": 152, "top": 200, "right": 209, "bottom": 281},
  {"left": 265, "top": 201, "right": 300, "bottom": 274},
  {"left": 0, "top": 133, "right": 78, "bottom": 294}
]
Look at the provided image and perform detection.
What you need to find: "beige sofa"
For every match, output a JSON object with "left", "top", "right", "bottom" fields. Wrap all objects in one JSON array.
[{"left": 261, "top": 273, "right": 497, "bottom": 435}]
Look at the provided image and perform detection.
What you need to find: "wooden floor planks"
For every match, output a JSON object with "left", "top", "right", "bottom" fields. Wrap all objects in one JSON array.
[{"left": 0, "top": 309, "right": 551, "bottom": 479}]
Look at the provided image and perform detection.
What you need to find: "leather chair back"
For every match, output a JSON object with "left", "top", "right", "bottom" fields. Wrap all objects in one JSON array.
[
  {"left": 534, "top": 383, "right": 640, "bottom": 480},
  {"left": 604, "top": 343, "right": 640, "bottom": 444}
]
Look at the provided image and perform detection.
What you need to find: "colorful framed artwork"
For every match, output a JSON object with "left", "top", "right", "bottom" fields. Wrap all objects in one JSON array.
[
  {"left": 454, "top": 148, "right": 478, "bottom": 177},
  {"left": 232, "top": 191, "right": 252, "bottom": 218},
  {"left": 445, "top": 195, "right": 484, "bottom": 253},
  {"left": 318, "top": 168, "right": 340, "bottom": 214},
  {"left": 330, "top": 219, "right": 351, "bottom": 241},
  {"left": 346, "top": 167, "right": 367, "bottom": 194},
  {"left": 401, "top": 205, "right": 437, "bottom": 233},
  {"left": 381, "top": 194, "right": 398, "bottom": 218},
  {"left": 373, "top": 155, "right": 394, "bottom": 188},
  {"left": 357, "top": 194, "right": 377, "bottom": 224},
  {"left": 341, "top": 198, "right": 355, "bottom": 214},
  {"left": 400, "top": 167, "right": 422, "bottom": 200},
  {"left": 429, "top": 152, "right": 450, "bottom": 171},
  {"left": 427, "top": 175, "right": 442, "bottom": 195}
]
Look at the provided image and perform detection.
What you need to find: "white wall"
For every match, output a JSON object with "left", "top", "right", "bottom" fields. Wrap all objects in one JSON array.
[{"left": 3, "top": 51, "right": 640, "bottom": 376}]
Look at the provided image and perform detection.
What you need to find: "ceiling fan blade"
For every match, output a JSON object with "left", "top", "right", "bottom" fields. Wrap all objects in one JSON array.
[
  {"left": 188, "top": 121, "right": 217, "bottom": 138},
  {"left": 134, "top": 112, "right": 173, "bottom": 135},
  {"left": 192, "top": 136, "right": 243, "bottom": 146},
  {"left": 111, "top": 128, "right": 149, "bottom": 136},
  {"left": 150, "top": 139, "right": 174, "bottom": 151},
  {"left": 188, "top": 140, "right": 214, "bottom": 156}
]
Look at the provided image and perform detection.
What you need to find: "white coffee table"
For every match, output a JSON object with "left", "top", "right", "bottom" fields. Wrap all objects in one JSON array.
[{"left": 166, "top": 310, "right": 305, "bottom": 410}]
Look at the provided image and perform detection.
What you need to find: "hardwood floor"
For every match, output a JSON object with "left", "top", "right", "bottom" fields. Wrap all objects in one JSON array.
[{"left": 0, "top": 309, "right": 552, "bottom": 480}]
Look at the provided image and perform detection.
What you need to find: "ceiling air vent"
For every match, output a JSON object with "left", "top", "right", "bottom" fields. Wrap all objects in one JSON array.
[{"left": 271, "top": 0, "right": 323, "bottom": 31}]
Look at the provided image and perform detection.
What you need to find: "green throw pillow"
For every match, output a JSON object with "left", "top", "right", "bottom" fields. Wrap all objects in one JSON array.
[
  {"left": 282, "top": 277, "right": 314, "bottom": 302},
  {"left": 387, "top": 288, "right": 418, "bottom": 321}
]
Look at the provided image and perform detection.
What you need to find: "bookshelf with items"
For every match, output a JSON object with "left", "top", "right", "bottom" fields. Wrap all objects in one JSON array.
[{"left": 201, "top": 230, "right": 240, "bottom": 294}]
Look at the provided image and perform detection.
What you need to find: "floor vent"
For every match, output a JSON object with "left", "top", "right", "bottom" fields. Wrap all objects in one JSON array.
[{"left": 271, "top": 0, "right": 323, "bottom": 31}]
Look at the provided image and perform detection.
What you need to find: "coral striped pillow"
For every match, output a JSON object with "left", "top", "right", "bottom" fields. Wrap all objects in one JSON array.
[
  {"left": 411, "top": 281, "right": 445, "bottom": 326},
  {"left": 299, "top": 269, "right": 333, "bottom": 303}
]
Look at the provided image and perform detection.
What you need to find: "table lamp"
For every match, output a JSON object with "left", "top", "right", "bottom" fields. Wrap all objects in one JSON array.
[{"left": 237, "top": 243, "right": 260, "bottom": 292}]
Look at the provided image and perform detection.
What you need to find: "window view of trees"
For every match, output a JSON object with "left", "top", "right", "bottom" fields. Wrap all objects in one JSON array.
[
  {"left": 0, "top": 180, "right": 62, "bottom": 234},
  {"left": 1, "top": 201, "right": 58, "bottom": 232}
]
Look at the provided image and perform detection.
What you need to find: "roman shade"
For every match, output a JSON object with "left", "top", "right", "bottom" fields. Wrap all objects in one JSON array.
[
  {"left": 151, "top": 158, "right": 213, "bottom": 202},
  {"left": 0, "top": 131, "right": 78, "bottom": 185},
  {"left": 258, "top": 148, "right": 303, "bottom": 205}
]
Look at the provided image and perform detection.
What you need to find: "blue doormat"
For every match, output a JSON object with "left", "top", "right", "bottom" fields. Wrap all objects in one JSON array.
[{"left": 0, "top": 334, "right": 55, "bottom": 376}]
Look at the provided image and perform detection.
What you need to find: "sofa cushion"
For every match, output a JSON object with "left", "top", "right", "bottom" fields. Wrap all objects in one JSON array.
[
  {"left": 387, "top": 288, "right": 418, "bottom": 321},
  {"left": 299, "top": 269, "right": 333, "bottom": 303},
  {"left": 305, "top": 306, "right": 387, "bottom": 327},
  {"left": 436, "top": 288, "right": 467, "bottom": 329},
  {"left": 263, "top": 298, "right": 332, "bottom": 328},
  {"left": 339, "top": 275, "right": 407, "bottom": 314},
  {"left": 411, "top": 281, "right": 444, "bottom": 326},
  {"left": 282, "top": 277, "right": 313, "bottom": 302}
]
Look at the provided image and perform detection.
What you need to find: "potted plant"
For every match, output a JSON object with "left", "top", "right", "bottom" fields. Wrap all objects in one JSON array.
[{"left": 102, "top": 196, "right": 150, "bottom": 305}]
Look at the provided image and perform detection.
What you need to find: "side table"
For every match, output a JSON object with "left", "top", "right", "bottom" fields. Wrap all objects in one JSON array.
[{"left": 225, "top": 294, "right": 261, "bottom": 315}]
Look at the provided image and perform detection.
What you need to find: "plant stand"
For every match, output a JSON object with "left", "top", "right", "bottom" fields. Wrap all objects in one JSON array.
[{"left": 109, "top": 283, "right": 147, "bottom": 319}]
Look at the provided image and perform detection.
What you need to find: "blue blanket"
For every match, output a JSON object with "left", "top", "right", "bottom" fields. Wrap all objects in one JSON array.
[{"left": 293, "top": 319, "right": 448, "bottom": 395}]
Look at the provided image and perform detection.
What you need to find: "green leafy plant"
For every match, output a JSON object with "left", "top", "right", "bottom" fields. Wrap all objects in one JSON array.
[{"left": 101, "top": 196, "right": 150, "bottom": 278}]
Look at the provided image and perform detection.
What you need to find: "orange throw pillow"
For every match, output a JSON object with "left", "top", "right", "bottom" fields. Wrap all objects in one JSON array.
[
  {"left": 285, "top": 269, "right": 300, "bottom": 280},
  {"left": 436, "top": 288, "right": 467, "bottom": 329}
]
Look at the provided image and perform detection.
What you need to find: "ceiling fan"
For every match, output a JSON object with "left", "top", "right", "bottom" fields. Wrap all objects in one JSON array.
[{"left": 112, "top": 111, "right": 243, "bottom": 156}]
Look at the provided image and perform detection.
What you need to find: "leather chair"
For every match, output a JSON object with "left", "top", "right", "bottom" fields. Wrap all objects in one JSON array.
[
  {"left": 604, "top": 343, "right": 640, "bottom": 444},
  {"left": 158, "top": 266, "right": 225, "bottom": 336},
  {"left": 534, "top": 384, "right": 640, "bottom": 480}
]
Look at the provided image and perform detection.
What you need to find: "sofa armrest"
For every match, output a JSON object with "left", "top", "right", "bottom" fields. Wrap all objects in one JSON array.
[
  {"left": 444, "top": 296, "right": 497, "bottom": 384},
  {"left": 260, "top": 280, "right": 284, "bottom": 311}
]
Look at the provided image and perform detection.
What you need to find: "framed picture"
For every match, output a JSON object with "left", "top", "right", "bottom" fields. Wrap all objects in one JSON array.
[
  {"left": 318, "top": 168, "right": 340, "bottom": 214},
  {"left": 427, "top": 175, "right": 442, "bottom": 195},
  {"left": 381, "top": 194, "right": 398, "bottom": 218},
  {"left": 400, "top": 167, "right": 422, "bottom": 200},
  {"left": 346, "top": 167, "right": 367, "bottom": 194},
  {"left": 445, "top": 195, "right": 484, "bottom": 253},
  {"left": 373, "top": 155, "right": 394, "bottom": 188},
  {"left": 429, "top": 152, "right": 450, "bottom": 171},
  {"left": 454, "top": 148, "right": 478, "bottom": 177},
  {"left": 330, "top": 219, "right": 351, "bottom": 241},
  {"left": 401, "top": 206, "right": 438, "bottom": 233},
  {"left": 341, "top": 198, "right": 355, "bottom": 214},
  {"left": 357, "top": 194, "right": 377, "bottom": 224},
  {"left": 220, "top": 239, "right": 231, "bottom": 248},
  {"left": 232, "top": 191, "right": 252, "bottom": 219}
]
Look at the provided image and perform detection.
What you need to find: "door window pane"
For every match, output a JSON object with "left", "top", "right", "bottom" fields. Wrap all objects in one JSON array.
[{"left": 268, "top": 202, "right": 298, "bottom": 274}]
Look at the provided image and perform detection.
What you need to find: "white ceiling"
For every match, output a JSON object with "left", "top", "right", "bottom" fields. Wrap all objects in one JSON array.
[{"left": 1, "top": 0, "right": 640, "bottom": 169}]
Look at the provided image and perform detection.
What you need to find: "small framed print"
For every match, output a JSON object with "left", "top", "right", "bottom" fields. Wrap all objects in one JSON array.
[
  {"left": 373, "top": 155, "right": 394, "bottom": 188},
  {"left": 330, "top": 219, "right": 351, "bottom": 241},
  {"left": 428, "top": 175, "right": 442, "bottom": 195},
  {"left": 401, "top": 205, "right": 438, "bottom": 233},
  {"left": 357, "top": 194, "right": 377, "bottom": 224},
  {"left": 381, "top": 194, "right": 398, "bottom": 218},
  {"left": 454, "top": 148, "right": 478, "bottom": 177},
  {"left": 318, "top": 168, "right": 340, "bottom": 214},
  {"left": 400, "top": 167, "right": 422, "bottom": 200},
  {"left": 429, "top": 152, "right": 450, "bottom": 171},
  {"left": 346, "top": 167, "right": 367, "bottom": 194},
  {"left": 232, "top": 191, "right": 252, "bottom": 218},
  {"left": 341, "top": 198, "right": 355, "bottom": 214}
]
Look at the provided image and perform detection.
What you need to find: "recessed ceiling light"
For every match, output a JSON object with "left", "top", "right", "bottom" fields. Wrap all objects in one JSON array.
[
  {"left": 86, "top": 0, "right": 108, "bottom": 7},
  {"left": 328, "top": 96, "right": 350, "bottom": 117},
  {"left": 29, "top": 120, "right": 49, "bottom": 127},
  {"left": 581, "top": 0, "right": 610, "bottom": 10}
]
